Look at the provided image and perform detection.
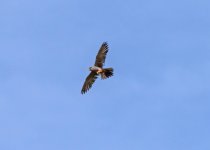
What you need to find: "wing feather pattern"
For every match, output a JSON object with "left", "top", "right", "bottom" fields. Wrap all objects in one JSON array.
[
  {"left": 95, "top": 42, "right": 109, "bottom": 68},
  {"left": 81, "top": 72, "right": 98, "bottom": 94}
]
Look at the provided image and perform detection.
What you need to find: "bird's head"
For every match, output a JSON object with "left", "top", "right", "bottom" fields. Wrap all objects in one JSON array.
[{"left": 89, "top": 67, "right": 92, "bottom": 71}]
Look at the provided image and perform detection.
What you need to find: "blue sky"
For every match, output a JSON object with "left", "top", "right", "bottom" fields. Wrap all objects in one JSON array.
[{"left": 0, "top": 0, "right": 210, "bottom": 149}]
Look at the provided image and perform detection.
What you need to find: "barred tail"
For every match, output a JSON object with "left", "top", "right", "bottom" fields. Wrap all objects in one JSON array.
[{"left": 101, "top": 68, "right": 114, "bottom": 79}]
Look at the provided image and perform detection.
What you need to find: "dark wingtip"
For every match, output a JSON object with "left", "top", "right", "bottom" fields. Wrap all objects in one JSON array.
[
  {"left": 102, "top": 41, "right": 108, "bottom": 46},
  {"left": 102, "top": 42, "right": 109, "bottom": 53},
  {"left": 81, "top": 90, "right": 85, "bottom": 94}
]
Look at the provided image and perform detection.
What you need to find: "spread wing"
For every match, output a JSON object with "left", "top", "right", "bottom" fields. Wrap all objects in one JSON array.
[
  {"left": 94, "top": 42, "right": 109, "bottom": 68},
  {"left": 81, "top": 72, "right": 98, "bottom": 94}
]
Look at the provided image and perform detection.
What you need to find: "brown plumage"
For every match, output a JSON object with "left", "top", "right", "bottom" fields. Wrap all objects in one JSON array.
[{"left": 81, "top": 42, "right": 114, "bottom": 94}]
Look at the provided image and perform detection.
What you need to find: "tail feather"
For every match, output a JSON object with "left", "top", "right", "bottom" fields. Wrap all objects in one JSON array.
[{"left": 101, "top": 68, "right": 114, "bottom": 79}]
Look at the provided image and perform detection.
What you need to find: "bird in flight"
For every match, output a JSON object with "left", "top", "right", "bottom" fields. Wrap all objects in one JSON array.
[{"left": 81, "top": 42, "right": 114, "bottom": 94}]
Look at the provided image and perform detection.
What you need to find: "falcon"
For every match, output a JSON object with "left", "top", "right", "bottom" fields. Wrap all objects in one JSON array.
[{"left": 81, "top": 42, "right": 114, "bottom": 94}]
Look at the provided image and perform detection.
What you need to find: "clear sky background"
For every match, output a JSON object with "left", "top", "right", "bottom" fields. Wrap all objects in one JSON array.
[{"left": 0, "top": 0, "right": 210, "bottom": 150}]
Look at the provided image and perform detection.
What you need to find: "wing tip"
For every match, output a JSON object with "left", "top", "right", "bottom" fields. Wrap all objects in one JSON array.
[
  {"left": 102, "top": 41, "right": 108, "bottom": 48},
  {"left": 102, "top": 42, "right": 109, "bottom": 53},
  {"left": 103, "top": 41, "right": 108, "bottom": 45},
  {"left": 81, "top": 89, "right": 87, "bottom": 94}
]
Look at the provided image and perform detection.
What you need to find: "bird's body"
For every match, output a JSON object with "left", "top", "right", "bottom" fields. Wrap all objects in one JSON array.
[
  {"left": 81, "top": 42, "right": 114, "bottom": 94},
  {"left": 89, "top": 66, "right": 103, "bottom": 73}
]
